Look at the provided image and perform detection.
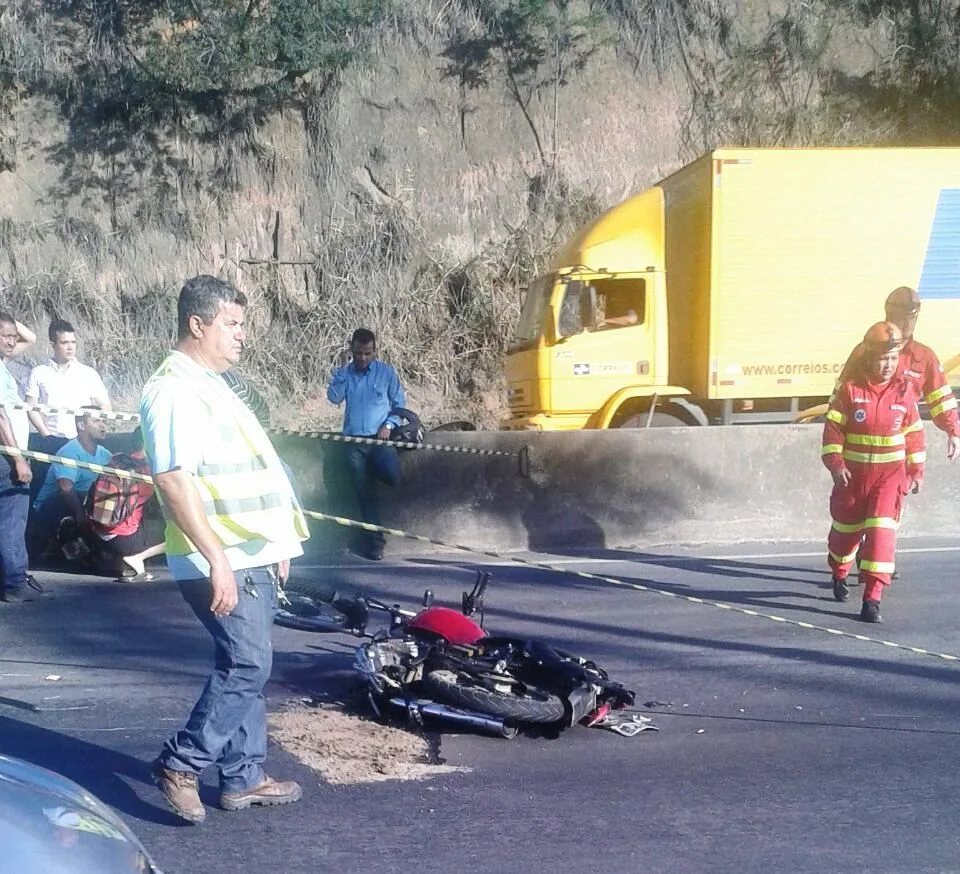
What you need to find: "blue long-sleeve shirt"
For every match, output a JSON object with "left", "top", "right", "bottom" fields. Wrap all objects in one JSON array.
[{"left": 327, "top": 360, "right": 406, "bottom": 436}]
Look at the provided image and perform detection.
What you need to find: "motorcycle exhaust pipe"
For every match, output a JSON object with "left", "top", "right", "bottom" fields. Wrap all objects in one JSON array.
[{"left": 388, "top": 698, "right": 518, "bottom": 739}]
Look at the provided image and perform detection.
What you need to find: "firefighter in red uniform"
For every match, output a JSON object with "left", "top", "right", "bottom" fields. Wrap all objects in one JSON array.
[
  {"left": 837, "top": 285, "right": 958, "bottom": 582},
  {"left": 822, "top": 321, "right": 926, "bottom": 623},
  {"left": 837, "top": 286, "right": 960, "bottom": 458}
]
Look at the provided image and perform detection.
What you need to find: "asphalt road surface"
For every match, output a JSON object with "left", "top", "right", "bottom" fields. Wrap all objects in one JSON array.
[{"left": 2, "top": 536, "right": 959, "bottom": 874}]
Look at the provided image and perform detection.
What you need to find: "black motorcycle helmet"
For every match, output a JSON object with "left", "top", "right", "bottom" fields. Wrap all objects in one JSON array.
[{"left": 389, "top": 408, "right": 424, "bottom": 446}]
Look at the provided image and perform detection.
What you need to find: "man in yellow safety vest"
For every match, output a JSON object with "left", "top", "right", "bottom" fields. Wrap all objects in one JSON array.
[{"left": 140, "top": 275, "right": 309, "bottom": 824}]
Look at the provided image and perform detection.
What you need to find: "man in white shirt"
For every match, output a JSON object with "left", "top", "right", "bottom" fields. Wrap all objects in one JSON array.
[{"left": 25, "top": 318, "right": 111, "bottom": 440}]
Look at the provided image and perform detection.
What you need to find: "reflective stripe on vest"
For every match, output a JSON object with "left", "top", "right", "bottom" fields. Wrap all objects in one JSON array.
[
  {"left": 930, "top": 395, "right": 958, "bottom": 418},
  {"left": 197, "top": 456, "right": 269, "bottom": 477},
  {"left": 926, "top": 384, "right": 954, "bottom": 405},
  {"left": 846, "top": 433, "right": 905, "bottom": 447},
  {"left": 202, "top": 494, "right": 284, "bottom": 516},
  {"left": 842, "top": 448, "right": 905, "bottom": 464}
]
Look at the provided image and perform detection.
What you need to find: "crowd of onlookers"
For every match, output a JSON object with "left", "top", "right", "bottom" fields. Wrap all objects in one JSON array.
[
  {"left": 0, "top": 307, "right": 412, "bottom": 605},
  {"left": 0, "top": 315, "right": 165, "bottom": 603}
]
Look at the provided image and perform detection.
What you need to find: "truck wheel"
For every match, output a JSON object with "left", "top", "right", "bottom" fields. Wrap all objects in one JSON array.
[{"left": 616, "top": 411, "right": 686, "bottom": 428}]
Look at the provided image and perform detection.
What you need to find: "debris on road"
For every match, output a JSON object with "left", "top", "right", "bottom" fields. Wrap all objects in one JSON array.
[{"left": 269, "top": 701, "right": 469, "bottom": 785}]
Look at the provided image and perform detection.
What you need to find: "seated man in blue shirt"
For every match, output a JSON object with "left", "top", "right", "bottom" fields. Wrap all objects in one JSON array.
[
  {"left": 326, "top": 328, "right": 405, "bottom": 560},
  {"left": 28, "top": 405, "right": 111, "bottom": 562}
]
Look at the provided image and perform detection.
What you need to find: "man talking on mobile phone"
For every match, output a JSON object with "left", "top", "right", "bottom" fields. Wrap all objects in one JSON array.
[{"left": 326, "top": 328, "right": 405, "bottom": 561}]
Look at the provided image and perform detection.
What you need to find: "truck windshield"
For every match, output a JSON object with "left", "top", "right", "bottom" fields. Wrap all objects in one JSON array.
[
  {"left": 558, "top": 280, "right": 584, "bottom": 337},
  {"left": 511, "top": 275, "right": 553, "bottom": 350}
]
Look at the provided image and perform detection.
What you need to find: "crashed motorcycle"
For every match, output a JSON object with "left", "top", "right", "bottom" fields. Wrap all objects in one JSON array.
[{"left": 276, "top": 571, "right": 656, "bottom": 739}]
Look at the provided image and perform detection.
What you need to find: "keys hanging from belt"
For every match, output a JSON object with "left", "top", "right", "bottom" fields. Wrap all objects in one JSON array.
[
  {"left": 243, "top": 571, "right": 260, "bottom": 599},
  {"left": 266, "top": 564, "right": 284, "bottom": 600}
]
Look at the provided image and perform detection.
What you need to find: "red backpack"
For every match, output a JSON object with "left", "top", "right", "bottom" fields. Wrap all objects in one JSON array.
[{"left": 86, "top": 453, "right": 152, "bottom": 531}]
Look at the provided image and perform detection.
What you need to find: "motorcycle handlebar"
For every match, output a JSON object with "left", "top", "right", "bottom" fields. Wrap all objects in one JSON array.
[
  {"left": 359, "top": 596, "right": 417, "bottom": 621},
  {"left": 462, "top": 570, "right": 491, "bottom": 618}
]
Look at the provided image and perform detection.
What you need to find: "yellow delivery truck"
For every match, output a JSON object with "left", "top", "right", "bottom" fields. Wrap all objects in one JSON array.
[{"left": 501, "top": 148, "right": 960, "bottom": 429}]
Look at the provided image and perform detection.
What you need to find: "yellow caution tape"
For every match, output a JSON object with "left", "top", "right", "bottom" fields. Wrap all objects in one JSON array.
[
  {"left": 5, "top": 445, "right": 956, "bottom": 663},
  {"left": 269, "top": 427, "right": 520, "bottom": 458},
  {"left": 2, "top": 445, "right": 153, "bottom": 482},
  {"left": 2, "top": 402, "right": 523, "bottom": 460},
  {"left": 2, "top": 402, "right": 141, "bottom": 423}
]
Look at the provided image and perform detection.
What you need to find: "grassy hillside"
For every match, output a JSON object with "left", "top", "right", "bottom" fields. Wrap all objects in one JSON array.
[{"left": 0, "top": 1, "right": 955, "bottom": 428}]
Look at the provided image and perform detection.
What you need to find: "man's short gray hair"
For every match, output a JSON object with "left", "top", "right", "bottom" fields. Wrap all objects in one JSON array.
[{"left": 177, "top": 275, "right": 247, "bottom": 340}]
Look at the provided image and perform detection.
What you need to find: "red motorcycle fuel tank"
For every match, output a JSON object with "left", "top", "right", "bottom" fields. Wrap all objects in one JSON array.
[{"left": 407, "top": 606, "right": 485, "bottom": 645}]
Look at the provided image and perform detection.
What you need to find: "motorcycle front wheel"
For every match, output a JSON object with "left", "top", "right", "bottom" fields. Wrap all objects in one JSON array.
[
  {"left": 423, "top": 669, "right": 565, "bottom": 724},
  {"left": 274, "top": 591, "right": 352, "bottom": 632}
]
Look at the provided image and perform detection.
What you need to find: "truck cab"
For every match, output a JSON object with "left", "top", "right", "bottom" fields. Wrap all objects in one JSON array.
[{"left": 501, "top": 187, "right": 693, "bottom": 430}]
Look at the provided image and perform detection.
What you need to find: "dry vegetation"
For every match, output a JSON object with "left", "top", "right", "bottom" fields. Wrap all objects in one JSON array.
[{"left": 0, "top": 1, "right": 957, "bottom": 428}]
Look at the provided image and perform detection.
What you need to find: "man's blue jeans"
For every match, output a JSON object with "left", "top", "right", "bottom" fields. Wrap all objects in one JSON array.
[
  {"left": 0, "top": 462, "right": 30, "bottom": 594},
  {"left": 161, "top": 567, "right": 277, "bottom": 793},
  {"left": 346, "top": 444, "right": 400, "bottom": 549}
]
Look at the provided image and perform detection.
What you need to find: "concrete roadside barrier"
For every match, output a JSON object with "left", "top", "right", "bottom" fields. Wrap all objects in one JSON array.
[
  {"left": 12, "top": 422, "right": 955, "bottom": 558},
  {"left": 275, "top": 423, "right": 960, "bottom": 556}
]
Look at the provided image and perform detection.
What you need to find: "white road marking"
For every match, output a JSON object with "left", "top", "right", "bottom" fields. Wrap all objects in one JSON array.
[
  {"left": 295, "top": 543, "right": 960, "bottom": 571},
  {"left": 691, "top": 545, "right": 960, "bottom": 561}
]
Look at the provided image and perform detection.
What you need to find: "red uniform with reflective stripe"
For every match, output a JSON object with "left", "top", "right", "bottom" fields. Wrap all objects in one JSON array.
[
  {"left": 897, "top": 339, "right": 960, "bottom": 437},
  {"left": 822, "top": 373, "right": 925, "bottom": 601},
  {"left": 838, "top": 338, "right": 959, "bottom": 437}
]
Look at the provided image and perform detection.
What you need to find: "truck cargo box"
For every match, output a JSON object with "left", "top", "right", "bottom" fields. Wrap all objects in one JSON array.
[{"left": 662, "top": 148, "right": 960, "bottom": 400}]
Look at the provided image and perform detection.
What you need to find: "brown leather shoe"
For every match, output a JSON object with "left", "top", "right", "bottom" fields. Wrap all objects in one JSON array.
[
  {"left": 220, "top": 775, "right": 303, "bottom": 811},
  {"left": 151, "top": 760, "right": 206, "bottom": 823}
]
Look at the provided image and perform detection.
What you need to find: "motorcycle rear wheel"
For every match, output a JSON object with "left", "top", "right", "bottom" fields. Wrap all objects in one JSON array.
[{"left": 423, "top": 669, "right": 565, "bottom": 723}]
